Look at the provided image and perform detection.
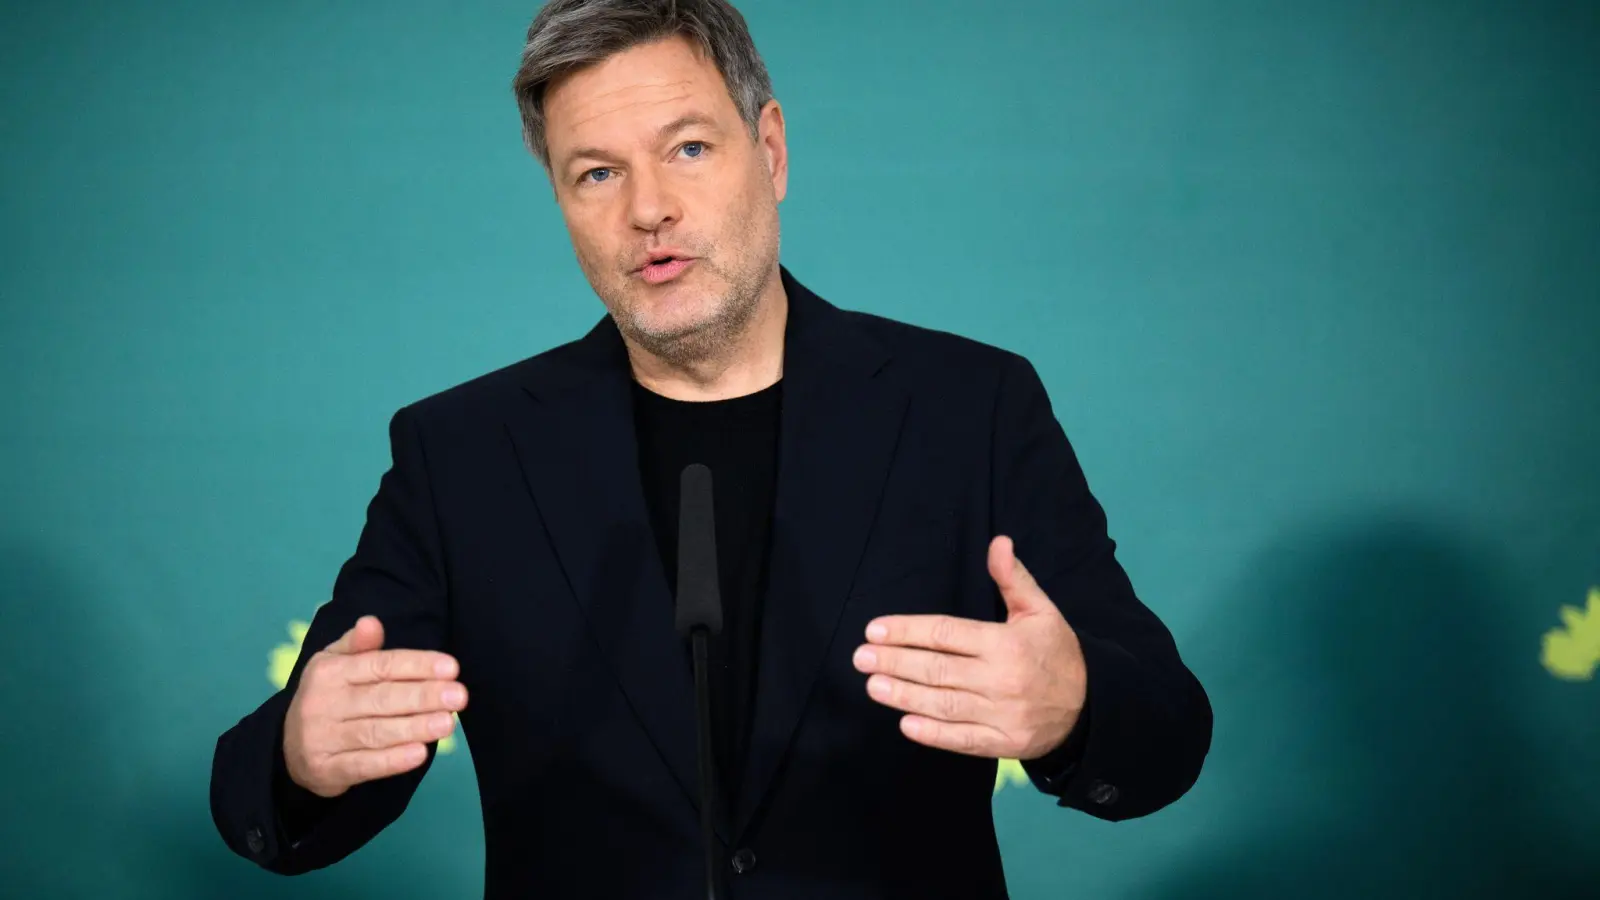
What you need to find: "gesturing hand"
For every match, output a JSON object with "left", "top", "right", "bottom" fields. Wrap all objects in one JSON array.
[
  {"left": 282, "top": 615, "right": 468, "bottom": 798},
  {"left": 853, "top": 536, "right": 1087, "bottom": 760}
]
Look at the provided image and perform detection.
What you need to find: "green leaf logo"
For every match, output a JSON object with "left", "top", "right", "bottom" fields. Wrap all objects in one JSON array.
[
  {"left": 1541, "top": 587, "right": 1600, "bottom": 681},
  {"left": 993, "top": 758, "right": 1028, "bottom": 795}
]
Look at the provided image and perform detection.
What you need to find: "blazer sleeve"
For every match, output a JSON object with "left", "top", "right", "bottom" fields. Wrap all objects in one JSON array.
[
  {"left": 210, "top": 403, "right": 452, "bottom": 873},
  {"left": 989, "top": 353, "right": 1212, "bottom": 821}
]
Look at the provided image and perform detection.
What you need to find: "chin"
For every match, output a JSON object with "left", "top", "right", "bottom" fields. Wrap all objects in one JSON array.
[
  {"left": 631, "top": 286, "right": 718, "bottom": 326},
  {"left": 630, "top": 307, "right": 718, "bottom": 343}
]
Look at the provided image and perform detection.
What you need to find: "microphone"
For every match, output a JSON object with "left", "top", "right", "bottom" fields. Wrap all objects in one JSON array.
[
  {"left": 676, "top": 463, "right": 722, "bottom": 638},
  {"left": 675, "top": 463, "right": 723, "bottom": 900}
]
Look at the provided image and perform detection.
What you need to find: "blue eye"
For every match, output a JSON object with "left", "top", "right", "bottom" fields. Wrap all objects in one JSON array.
[
  {"left": 582, "top": 168, "right": 612, "bottom": 185},
  {"left": 681, "top": 142, "right": 705, "bottom": 158}
]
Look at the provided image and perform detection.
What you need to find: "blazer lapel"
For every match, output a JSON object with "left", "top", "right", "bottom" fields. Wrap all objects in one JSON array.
[
  {"left": 734, "top": 270, "right": 909, "bottom": 837},
  {"left": 502, "top": 270, "right": 908, "bottom": 845},
  {"left": 504, "top": 321, "right": 711, "bottom": 832}
]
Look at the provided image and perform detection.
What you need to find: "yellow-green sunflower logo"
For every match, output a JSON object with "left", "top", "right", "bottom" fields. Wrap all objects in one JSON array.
[
  {"left": 269, "top": 617, "right": 459, "bottom": 755},
  {"left": 993, "top": 758, "right": 1028, "bottom": 795},
  {"left": 1542, "top": 586, "right": 1600, "bottom": 681}
]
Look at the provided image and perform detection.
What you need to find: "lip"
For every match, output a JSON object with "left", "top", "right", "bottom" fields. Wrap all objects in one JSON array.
[
  {"left": 633, "top": 250, "right": 697, "bottom": 285},
  {"left": 632, "top": 247, "right": 694, "bottom": 272}
]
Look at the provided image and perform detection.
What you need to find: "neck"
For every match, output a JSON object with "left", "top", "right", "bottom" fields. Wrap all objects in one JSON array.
[{"left": 627, "top": 269, "right": 788, "bottom": 401}]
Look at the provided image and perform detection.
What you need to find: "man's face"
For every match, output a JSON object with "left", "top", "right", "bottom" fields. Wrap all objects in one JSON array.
[{"left": 543, "top": 36, "right": 787, "bottom": 363}]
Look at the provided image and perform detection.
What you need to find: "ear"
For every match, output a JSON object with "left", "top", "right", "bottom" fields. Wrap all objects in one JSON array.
[{"left": 757, "top": 98, "right": 788, "bottom": 203}]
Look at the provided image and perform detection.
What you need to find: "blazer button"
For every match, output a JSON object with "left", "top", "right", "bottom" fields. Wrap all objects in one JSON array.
[
  {"left": 245, "top": 826, "right": 266, "bottom": 855},
  {"left": 1087, "top": 781, "right": 1119, "bottom": 806},
  {"left": 730, "top": 848, "right": 757, "bottom": 875}
]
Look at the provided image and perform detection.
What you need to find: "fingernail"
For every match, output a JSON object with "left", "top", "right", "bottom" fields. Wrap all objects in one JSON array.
[
  {"left": 434, "top": 658, "right": 457, "bottom": 678},
  {"left": 431, "top": 713, "right": 454, "bottom": 736},
  {"left": 853, "top": 647, "right": 876, "bottom": 670},
  {"left": 443, "top": 686, "right": 466, "bottom": 708},
  {"left": 868, "top": 675, "right": 889, "bottom": 698},
  {"left": 866, "top": 622, "right": 887, "bottom": 641}
]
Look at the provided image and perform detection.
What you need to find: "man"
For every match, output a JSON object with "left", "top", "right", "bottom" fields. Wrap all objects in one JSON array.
[{"left": 209, "top": 0, "right": 1212, "bottom": 896}]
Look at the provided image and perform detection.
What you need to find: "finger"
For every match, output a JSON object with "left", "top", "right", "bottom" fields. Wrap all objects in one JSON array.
[
  {"left": 325, "top": 616, "right": 385, "bottom": 655},
  {"left": 327, "top": 743, "right": 430, "bottom": 786},
  {"left": 337, "top": 711, "right": 457, "bottom": 752},
  {"left": 865, "top": 673, "right": 993, "bottom": 724},
  {"left": 344, "top": 649, "right": 460, "bottom": 685},
  {"left": 865, "top": 614, "right": 997, "bottom": 657},
  {"left": 344, "top": 679, "right": 468, "bottom": 719},
  {"left": 899, "top": 715, "right": 1011, "bottom": 758},
  {"left": 988, "top": 536, "right": 1051, "bottom": 619},
  {"left": 853, "top": 644, "right": 981, "bottom": 691}
]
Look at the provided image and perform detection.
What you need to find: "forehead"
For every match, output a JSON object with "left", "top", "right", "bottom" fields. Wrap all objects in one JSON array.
[{"left": 543, "top": 36, "right": 736, "bottom": 155}]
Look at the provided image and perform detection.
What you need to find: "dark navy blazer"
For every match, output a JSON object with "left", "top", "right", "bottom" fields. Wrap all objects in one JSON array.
[{"left": 210, "top": 267, "right": 1212, "bottom": 898}]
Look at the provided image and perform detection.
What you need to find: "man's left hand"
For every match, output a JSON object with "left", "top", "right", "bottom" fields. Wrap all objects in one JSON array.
[{"left": 853, "top": 535, "right": 1088, "bottom": 760}]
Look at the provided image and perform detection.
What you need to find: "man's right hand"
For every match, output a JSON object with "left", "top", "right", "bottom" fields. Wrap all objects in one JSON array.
[{"left": 282, "top": 615, "right": 467, "bottom": 798}]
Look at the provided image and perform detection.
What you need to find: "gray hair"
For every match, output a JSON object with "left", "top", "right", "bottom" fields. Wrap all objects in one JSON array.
[{"left": 511, "top": 0, "right": 775, "bottom": 171}]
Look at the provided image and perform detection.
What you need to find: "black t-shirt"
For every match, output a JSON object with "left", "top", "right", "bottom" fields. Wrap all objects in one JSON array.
[{"left": 631, "top": 377, "right": 782, "bottom": 820}]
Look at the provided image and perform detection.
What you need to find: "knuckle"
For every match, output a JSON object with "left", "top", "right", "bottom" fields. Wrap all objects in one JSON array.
[
  {"left": 369, "top": 684, "right": 394, "bottom": 716},
  {"left": 345, "top": 754, "right": 374, "bottom": 783},
  {"left": 358, "top": 718, "right": 383, "bottom": 749},
  {"left": 370, "top": 652, "right": 393, "bottom": 681},
  {"left": 337, "top": 685, "right": 363, "bottom": 718},
  {"left": 928, "top": 653, "right": 950, "bottom": 687},
  {"left": 370, "top": 749, "right": 399, "bottom": 779},
  {"left": 871, "top": 647, "right": 895, "bottom": 675},
  {"left": 880, "top": 677, "right": 899, "bottom": 705},
  {"left": 357, "top": 684, "right": 384, "bottom": 717},
  {"left": 938, "top": 690, "right": 963, "bottom": 721},
  {"left": 423, "top": 682, "right": 448, "bottom": 710},
  {"left": 301, "top": 654, "right": 331, "bottom": 686},
  {"left": 385, "top": 685, "right": 411, "bottom": 718},
  {"left": 364, "top": 684, "right": 393, "bottom": 716},
  {"left": 412, "top": 715, "right": 436, "bottom": 742},
  {"left": 931, "top": 617, "right": 957, "bottom": 648},
  {"left": 397, "top": 651, "right": 425, "bottom": 680}
]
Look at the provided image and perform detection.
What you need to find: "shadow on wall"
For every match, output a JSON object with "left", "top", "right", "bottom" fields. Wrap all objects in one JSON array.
[
  {"left": 0, "top": 543, "right": 438, "bottom": 900},
  {"left": 1136, "top": 517, "right": 1597, "bottom": 900}
]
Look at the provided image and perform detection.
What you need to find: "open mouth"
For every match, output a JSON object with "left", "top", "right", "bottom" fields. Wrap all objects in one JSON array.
[{"left": 639, "top": 256, "right": 694, "bottom": 284}]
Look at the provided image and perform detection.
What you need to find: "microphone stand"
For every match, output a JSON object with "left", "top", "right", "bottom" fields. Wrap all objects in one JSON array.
[
  {"left": 676, "top": 463, "right": 725, "bottom": 900},
  {"left": 689, "top": 627, "right": 722, "bottom": 900}
]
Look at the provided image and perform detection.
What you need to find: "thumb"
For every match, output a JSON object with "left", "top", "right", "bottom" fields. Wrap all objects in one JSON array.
[
  {"left": 326, "top": 615, "right": 385, "bottom": 655},
  {"left": 988, "top": 536, "right": 1050, "bottom": 621}
]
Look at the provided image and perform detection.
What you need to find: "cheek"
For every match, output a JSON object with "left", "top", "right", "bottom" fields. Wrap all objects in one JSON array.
[
  {"left": 563, "top": 215, "right": 614, "bottom": 270},
  {"left": 710, "top": 181, "right": 768, "bottom": 246}
]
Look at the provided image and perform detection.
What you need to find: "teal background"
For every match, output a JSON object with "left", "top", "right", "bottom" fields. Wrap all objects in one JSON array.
[{"left": 3, "top": 0, "right": 1597, "bottom": 897}]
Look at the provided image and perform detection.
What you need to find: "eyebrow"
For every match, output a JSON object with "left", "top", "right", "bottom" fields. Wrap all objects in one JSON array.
[{"left": 562, "top": 113, "right": 725, "bottom": 176}]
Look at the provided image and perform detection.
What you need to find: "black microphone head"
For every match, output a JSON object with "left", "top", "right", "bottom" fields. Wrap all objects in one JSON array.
[{"left": 675, "top": 463, "right": 722, "bottom": 637}]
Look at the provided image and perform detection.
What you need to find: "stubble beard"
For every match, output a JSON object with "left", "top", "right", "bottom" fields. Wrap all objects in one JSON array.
[{"left": 585, "top": 202, "right": 780, "bottom": 368}]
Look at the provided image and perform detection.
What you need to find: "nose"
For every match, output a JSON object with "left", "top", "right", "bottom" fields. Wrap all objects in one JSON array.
[{"left": 625, "top": 163, "right": 681, "bottom": 233}]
